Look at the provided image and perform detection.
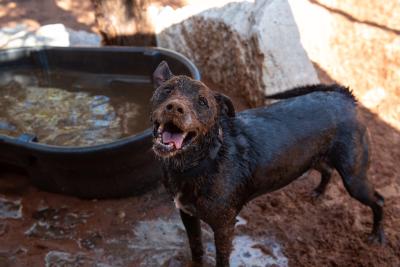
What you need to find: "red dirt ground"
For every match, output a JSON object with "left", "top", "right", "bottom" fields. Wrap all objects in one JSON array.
[{"left": 0, "top": 1, "right": 399, "bottom": 266}]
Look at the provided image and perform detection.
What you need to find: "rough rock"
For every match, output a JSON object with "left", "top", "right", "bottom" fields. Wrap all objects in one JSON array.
[
  {"left": 288, "top": 0, "right": 400, "bottom": 129},
  {"left": 0, "top": 24, "right": 101, "bottom": 49},
  {"left": 155, "top": 0, "right": 319, "bottom": 106}
]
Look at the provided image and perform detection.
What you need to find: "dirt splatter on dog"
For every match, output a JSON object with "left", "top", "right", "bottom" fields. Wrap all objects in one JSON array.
[{"left": 150, "top": 61, "right": 385, "bottom": 267}]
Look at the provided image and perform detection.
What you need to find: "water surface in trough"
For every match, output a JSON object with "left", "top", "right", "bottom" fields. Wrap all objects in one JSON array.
[{"left": 0, "top": 69, "right": 153, "bottom": 146}]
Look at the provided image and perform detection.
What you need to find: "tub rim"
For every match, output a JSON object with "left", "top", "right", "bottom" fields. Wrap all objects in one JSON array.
[{"left": 0, "top": 46, "right": 200, "bottom": 153}]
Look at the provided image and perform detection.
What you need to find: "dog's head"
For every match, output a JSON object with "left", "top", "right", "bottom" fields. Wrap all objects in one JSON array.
[{"left": 150, "top": 61, "right": 235, "bottom": 158}]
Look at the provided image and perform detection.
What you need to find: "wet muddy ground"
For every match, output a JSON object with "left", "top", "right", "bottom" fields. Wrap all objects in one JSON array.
[{"left": 0, "top": 174, "right": 289, "bottom": 267}]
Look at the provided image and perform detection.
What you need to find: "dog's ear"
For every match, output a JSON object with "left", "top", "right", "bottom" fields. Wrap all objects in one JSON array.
[
  {"left": 153, "top": 61, "right": 173, "bottom": 88},
  {"left": 214, "top": 93, "right": 235, "bottom": 117}
]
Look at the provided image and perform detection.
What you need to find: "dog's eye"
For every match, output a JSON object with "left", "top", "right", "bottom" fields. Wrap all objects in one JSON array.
[
  {"left": 163, "top": 86, "right": 173, "bottom": 94},
  {"left": 198, "top": 96, "right": 208, "bottom": 107}
]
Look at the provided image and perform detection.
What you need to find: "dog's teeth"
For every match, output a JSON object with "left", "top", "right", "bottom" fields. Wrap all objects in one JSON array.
[{"left": 158, "top": 124, "right": 164, "bottom": 133}]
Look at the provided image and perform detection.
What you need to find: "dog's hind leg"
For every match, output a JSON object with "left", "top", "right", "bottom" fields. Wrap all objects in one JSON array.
[
  {"left": 337, "top": 170, "right": 385, "bottom": 243},
  {"left": 333, "top": 130, "right": 385, "bottom": 243},
  {"left": 313, "top": 162, "right": 333, "bottom": 198}
]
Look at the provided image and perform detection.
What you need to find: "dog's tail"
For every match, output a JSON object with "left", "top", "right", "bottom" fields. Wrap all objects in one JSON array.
[{"left": 265, "top": 84, "right": 356, "bottom": 103}]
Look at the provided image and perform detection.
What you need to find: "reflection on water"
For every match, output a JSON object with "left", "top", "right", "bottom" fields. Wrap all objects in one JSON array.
[
  {"left": 44, "top": 251, "right": 92, "bottom": 267},
  {"left": 0, "top": 69, "right": 153, "bottom": 146},
  {"left": 0, "top": 197, "right": 22, "bottom": 219}
]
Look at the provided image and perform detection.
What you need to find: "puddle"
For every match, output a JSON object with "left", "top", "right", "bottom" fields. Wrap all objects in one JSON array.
[
  {"left": 128, "top": 217, "right": 288, "bottom": 267},
  {"left": 0, "top": 197, "right": 22, "bottom": 219},
  {"left": 0, "top": 70, "right": 153, "bottom": 146},
  {"left": 45, "top": 251, "right": 86, "bottom": 267},
  {"left": 79, "top": 232, "right": 103, "bottom": 250},
  {"left": 129, "top": 218, "right": 199, "bottom": 266},
  {"left": 0, "top": 221, "right": 8, "bottom": 236},
  {"left": 231, "top": 235, "right": 288, "bottom": 267},
  {"left": 25, "top": 207, "right": 92, "bottom": 240},
  {"left": 0, "top": 247, "right": 28, "bottom": 266},
  {"left": 2, "top": 200, "right": 286, "bottom": 267},
  {"left": 44, "top": 251, "right": 111, "bottom": 267}
]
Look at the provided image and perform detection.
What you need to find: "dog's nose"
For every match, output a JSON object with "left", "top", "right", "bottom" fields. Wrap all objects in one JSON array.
[{"left": 165, "top": 101, "right": 185, "bottom": 115}]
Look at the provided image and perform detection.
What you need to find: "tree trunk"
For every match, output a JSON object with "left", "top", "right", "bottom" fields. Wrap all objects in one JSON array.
[{"left": 92, "top": 0, "right": 156, "bottom": 46}]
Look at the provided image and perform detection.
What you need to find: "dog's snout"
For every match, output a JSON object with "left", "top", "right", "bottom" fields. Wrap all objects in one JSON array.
[{"left": 165, "top": 101, "right": 185, "bottom": 115}]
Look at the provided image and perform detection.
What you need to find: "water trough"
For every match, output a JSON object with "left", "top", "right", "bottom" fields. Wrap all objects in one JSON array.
[{"left": 0, "top": 46, "right": 200, "bottom": 198}]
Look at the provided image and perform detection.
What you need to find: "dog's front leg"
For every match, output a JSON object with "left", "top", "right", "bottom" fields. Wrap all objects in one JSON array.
[
  {"left": 213, "top": 224, "right": 234, "bottom": 267},
  {"left": 180, "top": 210, "right": 204, "bottom": 265}
]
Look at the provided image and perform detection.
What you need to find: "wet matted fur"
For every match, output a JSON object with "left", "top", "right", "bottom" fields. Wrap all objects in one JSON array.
[{"left": 150, "top": 61, "right": 385, "bottom": 267}]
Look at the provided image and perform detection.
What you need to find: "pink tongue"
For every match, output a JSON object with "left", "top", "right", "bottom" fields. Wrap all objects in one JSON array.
[{"left": 162, "top": 131, "right": 185, "bottom": 149}]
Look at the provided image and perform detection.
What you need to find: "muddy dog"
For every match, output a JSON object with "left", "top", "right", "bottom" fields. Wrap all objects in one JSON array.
[{"left": 150, "top": 61, "right": 384, "bottom": 267}]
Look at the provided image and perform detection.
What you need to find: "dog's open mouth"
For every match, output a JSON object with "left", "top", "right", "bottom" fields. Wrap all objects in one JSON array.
[{"left": 154, "top": 121, "right": 197, "bottom": 154}]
